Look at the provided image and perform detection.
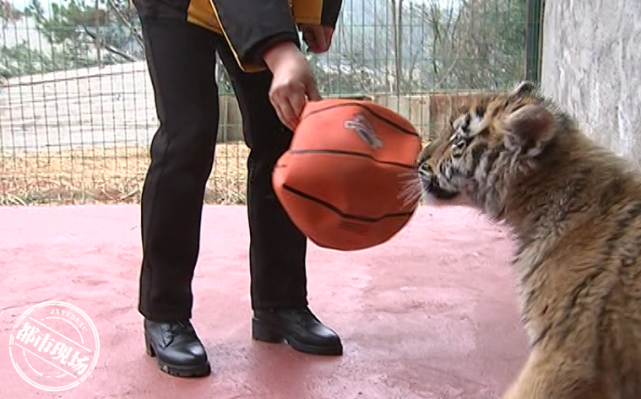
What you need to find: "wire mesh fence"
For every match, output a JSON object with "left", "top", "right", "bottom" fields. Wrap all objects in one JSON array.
[{"left": 1, "top": 0, "right": 535, "bottom": 206}]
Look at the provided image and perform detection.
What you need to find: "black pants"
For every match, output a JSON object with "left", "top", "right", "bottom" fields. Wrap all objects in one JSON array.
[{"left": 137, "top": 17, "right": 308, "bottom": 322}]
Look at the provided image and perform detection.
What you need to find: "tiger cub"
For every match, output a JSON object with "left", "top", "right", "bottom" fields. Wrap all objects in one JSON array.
[{"left": 414, "top": 81, "right": 641, "bottom": 399}]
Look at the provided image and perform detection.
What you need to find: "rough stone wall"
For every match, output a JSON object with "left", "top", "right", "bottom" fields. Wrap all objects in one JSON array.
[{"left": 540, "top": 0, "right": 641, "bottom": 164}]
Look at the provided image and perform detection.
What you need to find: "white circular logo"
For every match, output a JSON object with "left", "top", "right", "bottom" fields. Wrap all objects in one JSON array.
[{"left": 8, "top": 301, "right": 100, "bottom": 392}]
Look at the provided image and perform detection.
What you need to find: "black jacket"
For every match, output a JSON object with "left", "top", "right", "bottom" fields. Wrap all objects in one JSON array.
[{"left": 135, "top": 0, "right": 343, "bottom": 72}]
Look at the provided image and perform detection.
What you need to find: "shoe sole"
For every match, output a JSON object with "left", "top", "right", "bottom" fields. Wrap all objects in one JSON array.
[
  {"left": 251, "top": 318, "right": 343, "bottom": 356},
  {"left": 144, "top": 334, "right": 211, "bottom": 378}
]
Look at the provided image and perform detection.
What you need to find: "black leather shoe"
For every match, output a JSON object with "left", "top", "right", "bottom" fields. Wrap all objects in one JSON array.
[
  {"left": 144, "top": 319, "right": 211, "bottom": 377},
  {"left": 252, "top": 307, "right": 343, "bottom": 356}
]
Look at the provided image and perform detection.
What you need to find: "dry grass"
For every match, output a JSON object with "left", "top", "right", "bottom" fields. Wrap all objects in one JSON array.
[{"left": 0, "top": 142, "right": 250, "bottom": 206}]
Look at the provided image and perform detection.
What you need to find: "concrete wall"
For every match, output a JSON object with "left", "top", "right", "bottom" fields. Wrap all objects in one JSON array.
[{"left": 540, "top": 0, "right": 641, "bottom": 164}]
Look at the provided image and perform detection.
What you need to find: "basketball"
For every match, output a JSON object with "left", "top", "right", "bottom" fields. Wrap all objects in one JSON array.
[{"left": 272, "top": 99, "right": 422, "bottom": 251}]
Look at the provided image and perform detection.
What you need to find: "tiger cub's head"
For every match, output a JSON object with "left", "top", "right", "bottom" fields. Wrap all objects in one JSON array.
[{"left": 417, "top": 80, "right": 562, "bottom": 218}]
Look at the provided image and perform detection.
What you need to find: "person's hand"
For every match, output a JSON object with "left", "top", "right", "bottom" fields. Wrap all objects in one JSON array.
[
  {"left": 299, "top": 24, "right": 334, "bottom": 54},
  {"left": 262, "top": 41, "right": 322, "bottom": 130}
]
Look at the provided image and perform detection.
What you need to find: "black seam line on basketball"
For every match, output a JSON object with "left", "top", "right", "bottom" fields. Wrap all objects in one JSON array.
[
  {"left": 287, "top": 149, "right": 416, "bottom": 170},
  {"left": 302, "top": 102, "right": 419, "bottom": 137},
  {"left": 282, "top": 184, "right": 414, "bottom": 223}
]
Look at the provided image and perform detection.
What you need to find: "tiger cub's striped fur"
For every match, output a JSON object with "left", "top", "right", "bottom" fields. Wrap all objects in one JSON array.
[{"left": 417, "top": 81, "right": 641, "bottom": 399}]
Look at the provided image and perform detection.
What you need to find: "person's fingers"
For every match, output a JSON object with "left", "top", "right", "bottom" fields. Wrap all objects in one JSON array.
[
  {"left": 269, "top": 89, "right": 292, "bottom": 130},
  {"left": 302, "top": 25, "right": 328, "bottom": 53},
  {"left": 306, "top": 81, "right": 322, "bottom": 101},
  {"left": 313, "top": 26, "right": 327, "bottom": 49},
  {"left": 272, "top": 86, "right": 320, "bottom": 129},
  {"left": 289, "top": 86, "right": 307, "bottom": 124},
  {"left": 323, "top": 26, "right": 334, "bottom": 45},
  {"left": 283, "top": 100, "right": 299, "bottom": 130},
  {"left": 273, "top": 93, "right": 298, "bottom": 130},
  {"left": 270, "top": 100, "right": 288, "bottom": 129},
  {"left": 304, "top": 34, "right": 320, "bottom": 53}
]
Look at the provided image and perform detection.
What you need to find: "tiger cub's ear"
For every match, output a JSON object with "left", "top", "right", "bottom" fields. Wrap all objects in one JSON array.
[
  {"left": 504, "top": 104, "right": 556, "bottom": 157},
  {"left": 509, "top": 80, "right": 538, "bottom": 99}
]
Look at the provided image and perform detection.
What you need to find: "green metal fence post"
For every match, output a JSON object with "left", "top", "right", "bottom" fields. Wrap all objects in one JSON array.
[{"left": 525, "top": 0, "right": 544, "bottom": 83}]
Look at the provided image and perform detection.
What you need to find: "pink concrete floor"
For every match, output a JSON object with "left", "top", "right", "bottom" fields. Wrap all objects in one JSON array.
[{"left": 0, "top": 204, "right": 527, "bottom": 399}]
